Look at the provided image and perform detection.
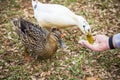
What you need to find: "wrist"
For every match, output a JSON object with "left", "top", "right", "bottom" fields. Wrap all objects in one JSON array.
[
  {"left": 109, "top": 36, "right": 115, "bottom": 49},
  {"left": 108, "top": 36, "right": 117, "bottom": 49}
]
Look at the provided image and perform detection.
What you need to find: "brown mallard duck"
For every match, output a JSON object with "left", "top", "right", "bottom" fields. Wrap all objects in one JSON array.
[{"left": 11, "top": 18, "right": 64, "bottom": 60}]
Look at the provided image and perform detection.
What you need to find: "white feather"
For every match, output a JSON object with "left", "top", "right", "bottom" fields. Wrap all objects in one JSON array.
[{"left": 32, "top": 0, "right": 91, "bottom": 34}]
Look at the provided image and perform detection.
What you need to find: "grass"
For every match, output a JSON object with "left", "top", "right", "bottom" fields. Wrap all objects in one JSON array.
[{"left": 0, "top": 0, "right": 120, "bottom": 80}]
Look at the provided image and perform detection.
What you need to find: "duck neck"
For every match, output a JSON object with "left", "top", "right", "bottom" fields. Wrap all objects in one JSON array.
[{"left": 76, "top": 15, "right": 85, "bottom": 34}]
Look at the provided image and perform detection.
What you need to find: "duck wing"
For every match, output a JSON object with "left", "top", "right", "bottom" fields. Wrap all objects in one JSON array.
[{"left": 11, "top": 18, "right": 49, "bottom": 52}]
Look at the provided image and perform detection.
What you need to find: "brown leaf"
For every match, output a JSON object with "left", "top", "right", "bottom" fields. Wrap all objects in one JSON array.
[
  {"left": 85, "top": 77, "right": 100, "bottom": 80},
  {"left": 30, "top": 76, "right": 36, "bottom": 80},
  {"left": 40, "top": 71, "right": 51, "bottom": 77}
]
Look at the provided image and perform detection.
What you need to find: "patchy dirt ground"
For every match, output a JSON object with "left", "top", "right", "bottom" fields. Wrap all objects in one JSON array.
[{"left": 0, "top": 0, "right": 120, "bottom": 80}]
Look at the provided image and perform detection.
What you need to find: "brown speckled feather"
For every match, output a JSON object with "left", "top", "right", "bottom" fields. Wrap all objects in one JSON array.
[{"left": 11, "top": 18, "right": 61, "bottom": 59}]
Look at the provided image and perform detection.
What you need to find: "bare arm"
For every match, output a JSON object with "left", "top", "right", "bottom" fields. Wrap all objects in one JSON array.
[{"left": 78, "top": 33, "right": 120, "bottom": 52}]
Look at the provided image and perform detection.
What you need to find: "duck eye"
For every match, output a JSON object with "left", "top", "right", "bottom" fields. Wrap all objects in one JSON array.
[{"left": 83, "top": 25, "right": 85, "bottom": 28}]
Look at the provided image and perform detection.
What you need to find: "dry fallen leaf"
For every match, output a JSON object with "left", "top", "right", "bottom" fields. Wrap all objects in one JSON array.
[
  {"left": 40, "top": 71, "right": 51, "bottom": 77},
  {"left": 85, "top": 77, "right": 100, "bottom": 80},
  {"left": 30, "top": 76, "right": 36, "bottom": 80}
]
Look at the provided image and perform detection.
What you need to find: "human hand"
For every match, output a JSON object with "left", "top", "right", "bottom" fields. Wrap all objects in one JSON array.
[{"left": 78, "top": 35, "right": 110, "bottom": 52}]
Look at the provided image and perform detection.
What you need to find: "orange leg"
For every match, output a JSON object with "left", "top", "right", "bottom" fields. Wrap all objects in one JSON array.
[
  {"left": 51, "top": 28, "right": 66, "bottom": 38},
  {"left": 24, "top": 47, "right": 30, "bottom": 61}
]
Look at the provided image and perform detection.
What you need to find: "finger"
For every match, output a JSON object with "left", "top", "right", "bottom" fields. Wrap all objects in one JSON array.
[
  {"left": 78, "top": 40, "right": 87, "bottom": 45},
  {"left": 78, "top": 40, "right": 92, "bottom": 48},
  {"left": 81, "top": 41, "right": 94, "bottom": 49},
  {"left": 79, "top": 40, "right": 101, "bottom": 52}
]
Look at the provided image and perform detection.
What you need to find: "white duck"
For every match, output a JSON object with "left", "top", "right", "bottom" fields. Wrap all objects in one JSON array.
[{"left": 31, "top": 0, "right": 91, "bottom": 35}]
